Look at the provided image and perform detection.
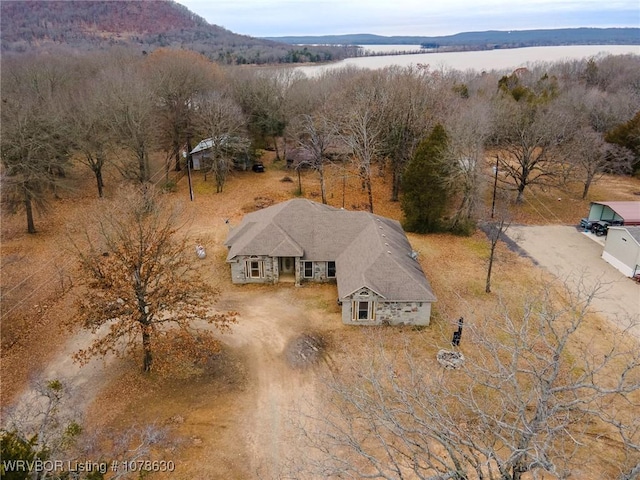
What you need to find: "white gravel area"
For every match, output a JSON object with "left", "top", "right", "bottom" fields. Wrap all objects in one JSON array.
[{"left": 506, "top": 225, "right": 640, "bottom": 340}]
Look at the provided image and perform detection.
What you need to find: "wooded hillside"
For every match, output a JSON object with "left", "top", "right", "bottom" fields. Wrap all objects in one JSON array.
[
  {"left": 0, "top": 0, "right": 357, "bottom": 64},
  {"left": 267, "top": 27, "right": 640, "bottom": 51}
]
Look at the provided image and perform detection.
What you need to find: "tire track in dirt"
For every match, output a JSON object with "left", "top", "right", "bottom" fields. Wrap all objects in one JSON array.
[{"left": 218, "top": 287, "right": 323, "bottom": 478}]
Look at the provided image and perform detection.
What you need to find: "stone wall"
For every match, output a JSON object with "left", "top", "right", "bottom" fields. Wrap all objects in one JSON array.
[
  {"left": 299, "top": 260, "right": 336, "bottom": 283},
  {"left": 341, "top": 287, "right": 432, "bottom": 325},
  {"left": 375, "top": 301, "right": 431, "bottom": 326},
  {"left": 229, "top": 255, "right": 275, "bottom": 284}
]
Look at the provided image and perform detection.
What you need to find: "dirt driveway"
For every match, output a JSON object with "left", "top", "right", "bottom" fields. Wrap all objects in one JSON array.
[{"left": 506, "top": 225, "right": 640, "bottom": 339}]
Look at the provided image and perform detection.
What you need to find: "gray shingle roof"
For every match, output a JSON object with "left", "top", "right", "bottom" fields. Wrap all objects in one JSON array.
[{"left": 225, "top": 199, "right": 436, "bottom": 303}]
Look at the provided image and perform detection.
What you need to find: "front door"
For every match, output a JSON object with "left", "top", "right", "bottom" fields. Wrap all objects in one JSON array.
[{"left": 279, "top": 257, "right": 294, "bottom": 274}]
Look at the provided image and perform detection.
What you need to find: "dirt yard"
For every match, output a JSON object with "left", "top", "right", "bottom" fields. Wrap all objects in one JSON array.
[{"left": 2, "top": 152, "right": 640, "bottom": 479}]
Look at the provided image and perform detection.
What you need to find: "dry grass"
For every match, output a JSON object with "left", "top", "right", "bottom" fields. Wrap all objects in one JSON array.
[{"left": 1, "top": 151, "right": 639, "bottom": 479}]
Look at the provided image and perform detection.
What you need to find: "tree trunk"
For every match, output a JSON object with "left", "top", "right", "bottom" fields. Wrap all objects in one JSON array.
[
  {"left": 24, "top": 187, "right": 36, "bottom": 234},
  {"left": 319, "top": 166, "right": 327, "bottom": 204},
  {"left": 142, "top": 328, "right": 153, "bottom": 372},
  {"left": 515, "top": 183, "right": 526, "bottom": 204},
  {"left": 366, "top": 177, "right": 374, "bottom": 213},
  {"left": 391, "top": 167, "right": 401, "bottom": 202},
  {"left": 273, "top": 136, "right": 281, "bottom": 161},
  {"left": 95, "top": 168, "right": 104, "bottom": 198},
  {"left": 144, "top": 150, "right": 150, "bottom": 183},
  {"left": 582, "top": 176, "right": 592, "bottom": 200},
  {"left": 484, "top": 244, "right": 496, "bottom": 293},
  {"left": 486, "top": 241, "right": 497, "bottom": 293},
  {"left": 173, "top": 143, "right": 181, "bottom": 172}
]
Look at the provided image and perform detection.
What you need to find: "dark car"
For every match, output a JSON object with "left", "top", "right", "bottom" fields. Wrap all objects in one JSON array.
[
  {"left": 580, "top": 218, "right": 622, "bottom": 233},
  {"left": 592, "top": 220, "right": 611, "bottom": 236},
  {"left": 252, "top": 162, "right": 265, "bottom": 173},
  {"left": 579, "top": 218, "right": 595, "bottom": 230}
]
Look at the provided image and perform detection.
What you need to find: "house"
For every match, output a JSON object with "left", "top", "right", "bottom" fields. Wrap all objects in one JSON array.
[
  {"left": 602, "top": 226, "right": 640, "bottom": 278},
  {"left": 584, "top": 202, "right": 640, "bottom": 226},
  {"left": 224, "top": 199, "right": 437, "bottom": 326},
  {"left": 189, "top": 135, "right": 252, "bottom": 171}
]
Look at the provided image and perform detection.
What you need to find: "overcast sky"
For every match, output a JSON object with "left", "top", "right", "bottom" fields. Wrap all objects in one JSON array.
[{"left": 176, "top": 0, "right": 640, "bottom": 37}]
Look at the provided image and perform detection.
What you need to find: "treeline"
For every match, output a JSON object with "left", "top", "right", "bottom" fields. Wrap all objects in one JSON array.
[
  {"left": 267, "top": 27, "right": 640, "bottom": 47},
  {"left": 0, "top": 0, "right": 357, "bottom": 64},
  {"left": 1, "top": 49, "right": 639, "bottom": 235}
]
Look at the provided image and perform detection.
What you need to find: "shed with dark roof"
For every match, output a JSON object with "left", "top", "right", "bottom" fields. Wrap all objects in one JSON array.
[{"left": 224, "top": 199, "right": 436, "bottom": 325}]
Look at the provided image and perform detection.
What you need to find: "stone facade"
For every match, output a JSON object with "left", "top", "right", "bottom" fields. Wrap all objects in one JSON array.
[
  {"left": 341, "top": 287, "right": 431, "bottom": 326},
  {"left": 375, "top": 301, "right": 431, "bottom": 326},
  {"left": 299, "top": 260, "right": 336, "bottom": 283},
  {"left": 229, "top": 255, "right": 276, "bottom": 284},
  {"left": 225, "top": 200, "right": 437, "bottom": 326}
]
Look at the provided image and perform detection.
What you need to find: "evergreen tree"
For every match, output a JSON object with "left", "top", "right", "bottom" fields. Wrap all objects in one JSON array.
[
  {"left": 401, "top": 124, "right": 449, "bottom": 233},
  {"left": 605, "top": 111, "right": 640, "bottom": 174}
]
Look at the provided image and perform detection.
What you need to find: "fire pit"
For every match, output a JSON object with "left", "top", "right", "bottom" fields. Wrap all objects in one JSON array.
[{"left": 437, "top": 349, "right": 465, "bottom": 369}]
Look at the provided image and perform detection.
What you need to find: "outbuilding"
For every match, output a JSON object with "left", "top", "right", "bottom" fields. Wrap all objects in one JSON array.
[
  {"left": 584, "top": 202, "right": 640, "bottom": 226},
  {"left": 602, "top": 226, "right": 640, "bottom": 278},
  {"left": 189, "top": 135, "right": 252, "bottom": 171}
]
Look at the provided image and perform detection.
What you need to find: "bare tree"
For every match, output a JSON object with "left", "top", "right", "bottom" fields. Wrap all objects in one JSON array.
[
  {"left": 70, "top": 186, "right": 236, "bottom": 372},
  {"left": 147, "top": 49, "right": 222, "bottom": 173},
  {"left": 1, "top": 56, "right": 74, "bottom": 233},
  {"left": 195, "top": 91, "right": 249, "bottom": 192},
  {"left": 2, "top": 378, "right": 82, "bottom": 472},
  {"left": 336, "top": 73, "right": 387, "bottom": 213},
  {"left": 77, "top": 423, "right": 171, "bottom": 480},
  {"left": 379, "top": 65, "right": 443, "bottom": 202},
  {"left": 558, "top": 85, "right": 637, "bottom": 198},
  {"left": 493, "top": 76, "right": 571, "bottom": 203},
  {"left": 294, "top": 280, "right": 640, "bottom": 480},
  {"left": 444, "top": 97, "right": 494, "bottom": 229},
  {"left": 229, "top": 69, "right": 297, "bottom": 159},
  {"left": 288, "top": 113, "right": 339, "bottom": 204},
  {"left": 99, "top": 59, "right": 156, "bottom": 184},
  {"left": 68, "top": 76, "right": 113, "bottom": 198},
  {"left": 482, "top": 214, "right": 510, "bottom": 293}
]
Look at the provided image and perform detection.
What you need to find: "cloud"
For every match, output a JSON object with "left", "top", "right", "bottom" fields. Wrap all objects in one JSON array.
[{"left": 179, "top": 0, "right": 640, "bottom": 36}]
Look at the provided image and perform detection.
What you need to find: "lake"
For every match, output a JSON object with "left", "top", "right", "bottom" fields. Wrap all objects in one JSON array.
[{"left": 296, "top": 45, "right": 640, "bottom": 76}]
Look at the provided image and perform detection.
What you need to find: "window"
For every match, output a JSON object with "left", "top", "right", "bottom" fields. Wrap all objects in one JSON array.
[
  {"left": 358, "top": 301, "right": 369, "bottom": 320},
  {"left": 304, "top": 261, "right": 314, "bottom": 278},
  {"left": 352, "top": 300, "right": 374, "bottom": 321},
  {"left": 245, "top": 258, "right": 264, "bottom": 278},
  {"left": 250, "top": 261, "right": 261, "bottom": 278},
  {"left": 327, "top": 261, "right": 336, "bottom": 278}
]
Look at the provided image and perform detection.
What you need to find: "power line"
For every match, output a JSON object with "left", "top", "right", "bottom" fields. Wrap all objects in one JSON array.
[
  {"left": 1, "top": 165, "right": 170, "bottom": 318},
  {"left": 1, "top": 256, "right": 75, "bottom": 318},
  {"left": 1, "top": 253, "right": 64, "bottom": 300}
]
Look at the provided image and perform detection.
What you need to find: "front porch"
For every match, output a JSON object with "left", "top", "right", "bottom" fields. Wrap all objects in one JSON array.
[{"left": 278, "top": 256, "right": 297, "bottom": 283}]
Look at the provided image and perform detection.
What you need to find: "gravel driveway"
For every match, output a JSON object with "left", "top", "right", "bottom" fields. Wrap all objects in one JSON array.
[{"left": 505, "top": 225, "right": 640, "bottom": 340}]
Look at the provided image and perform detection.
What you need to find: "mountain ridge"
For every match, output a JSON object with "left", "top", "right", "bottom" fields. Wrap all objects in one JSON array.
[
  {"left": 264, "top": 28, "right": 640, "bottom": 49},
  {"left": 0, "top": 0, "right": 355, "bottom": 64}
]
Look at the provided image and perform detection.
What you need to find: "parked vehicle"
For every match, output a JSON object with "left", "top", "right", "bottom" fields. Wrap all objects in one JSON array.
[
  {"left": 579, "top": 218, "right": 622, "bottom": 234},
  {"left": 579, "top": 218, "right": 595, "bottom": 230},
  {"left": 252, "top": 162, "right": 265, "bottom": 173}
]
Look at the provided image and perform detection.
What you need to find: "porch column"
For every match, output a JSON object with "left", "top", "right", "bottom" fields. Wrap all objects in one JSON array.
[{"left": 273, "top": 256, "right": 279, "bottom": 284}]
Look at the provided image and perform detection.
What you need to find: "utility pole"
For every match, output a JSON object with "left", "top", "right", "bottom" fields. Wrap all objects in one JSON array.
[
  {"left": 186, "top": 137, "right": 194, "bottom": 202},
  {"left": 342, "top": 161, "right": 346, "bottom": 209}
]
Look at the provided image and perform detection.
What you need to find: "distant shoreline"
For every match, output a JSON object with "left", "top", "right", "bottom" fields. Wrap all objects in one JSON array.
[
  {"left": 293, "top": 45, "right": 640, "bottom": 76},
  {"left": 353, "top": 42, "right": 640, "bottom": 58},
  {"left": 265, "top": 28, "right": 640, "bottom": 56}
]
